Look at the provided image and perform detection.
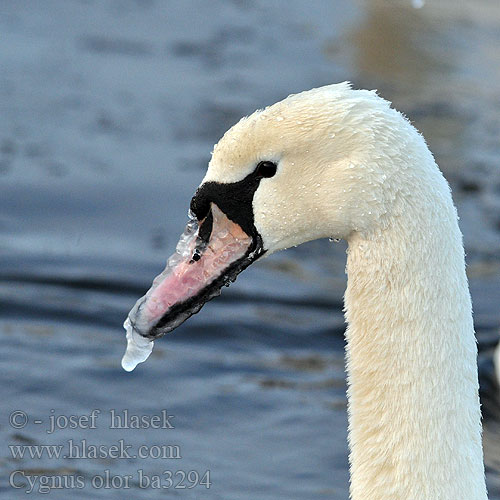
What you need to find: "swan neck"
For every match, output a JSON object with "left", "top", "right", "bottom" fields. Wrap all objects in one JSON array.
[{"left": 344, "top": 203, "right": 487, "bottom": 499}]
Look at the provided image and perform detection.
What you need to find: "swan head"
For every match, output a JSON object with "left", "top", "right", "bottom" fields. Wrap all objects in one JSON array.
[
  {"left": 201, "top": 82, "right": 391, "bottom": 254},
  {"left": 122, "top": 82, "right": 421, "bottom": 368}
]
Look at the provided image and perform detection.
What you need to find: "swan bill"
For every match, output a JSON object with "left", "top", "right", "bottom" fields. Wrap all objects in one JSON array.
[
  {"left": 122, "top": 168, "right": 269, "bottom": 371},
  {"left": 124, "top": 203, "right": 264, "bottom": 342}
]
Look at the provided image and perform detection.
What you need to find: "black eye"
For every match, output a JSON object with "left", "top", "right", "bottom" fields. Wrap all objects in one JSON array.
[{"left": 255, "top": 161, "right": 277, "bottom": 178}]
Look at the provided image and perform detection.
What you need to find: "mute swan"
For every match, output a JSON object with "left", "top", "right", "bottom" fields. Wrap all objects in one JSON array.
[{"left": 122, "top": 83, "right": 488, "bottom": 499}]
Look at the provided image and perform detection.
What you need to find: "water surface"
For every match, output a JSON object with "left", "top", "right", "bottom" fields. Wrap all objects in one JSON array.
[{"left": 1, "top": 1, "right": 499, "bottom": 498}]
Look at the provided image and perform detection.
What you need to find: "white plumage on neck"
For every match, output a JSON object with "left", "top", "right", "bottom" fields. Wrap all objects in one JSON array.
[
  {"left": 345, "top": 206, "right": 486, "bottom": 499},
  {"left": 334, "top": 94, "right": 487, "bottom": 498}
]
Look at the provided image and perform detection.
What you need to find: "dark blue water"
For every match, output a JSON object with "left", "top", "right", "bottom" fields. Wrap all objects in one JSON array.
[{"left": 1, "top": 1, "right": 499, "bottom": 498}]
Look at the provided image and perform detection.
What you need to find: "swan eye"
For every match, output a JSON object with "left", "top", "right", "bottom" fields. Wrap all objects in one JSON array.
[{"left": 255, "top": 161, "right": 277, "bottom": 178}]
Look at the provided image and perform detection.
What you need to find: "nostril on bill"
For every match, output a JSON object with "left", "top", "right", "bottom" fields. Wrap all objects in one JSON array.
[{"left": 190, "top": 208, "right": 213, "bottom": 263}]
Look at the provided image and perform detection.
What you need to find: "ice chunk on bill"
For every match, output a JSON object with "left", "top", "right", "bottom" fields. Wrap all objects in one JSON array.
[{"left": 121, "top": 317, "right": 154, "bottom": 372}]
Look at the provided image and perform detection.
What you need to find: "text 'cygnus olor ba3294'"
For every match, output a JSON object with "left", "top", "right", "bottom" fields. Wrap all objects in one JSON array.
[{"left": 122, "top": 83, "right": 488, "bottom": 500}]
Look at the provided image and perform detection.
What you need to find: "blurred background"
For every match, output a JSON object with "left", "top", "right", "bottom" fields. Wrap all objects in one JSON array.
[{"left": 1, "top": 1, "right": 499, "bottom": 498}]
